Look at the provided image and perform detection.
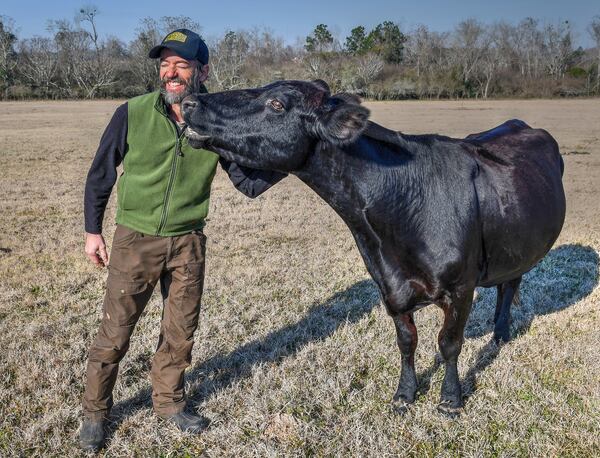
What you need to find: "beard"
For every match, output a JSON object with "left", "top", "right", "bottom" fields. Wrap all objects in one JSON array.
[{"left": 159, "top": 68, "right": 198, "bottom": 105}]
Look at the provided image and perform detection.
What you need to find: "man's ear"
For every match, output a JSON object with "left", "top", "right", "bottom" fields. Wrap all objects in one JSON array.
[
  {"left": 191, "top": 63, "right": 210, "bottom": 93},
  {"left": 315, "top": 100, "right": 370, "bottom": 145},
  {"left": 199, "top": 63, "right": 210, "bottom": 82}
]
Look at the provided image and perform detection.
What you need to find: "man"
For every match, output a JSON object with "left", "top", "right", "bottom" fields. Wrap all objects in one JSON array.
[{"left": 80, "top": 29, "right": 285, "bottom": 452}]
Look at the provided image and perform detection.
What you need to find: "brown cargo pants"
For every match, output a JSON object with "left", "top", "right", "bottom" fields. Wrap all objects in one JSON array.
[{"left": 82, "top": 224, "right": 206, "bottom": 420}]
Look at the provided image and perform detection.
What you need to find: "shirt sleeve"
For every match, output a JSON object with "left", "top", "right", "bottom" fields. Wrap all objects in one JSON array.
[
  {"left": 83, "top": 102, "right": 128, "bottom": 234},
  {"left": 219, "top": 158, "right": 287, "bottom": 198}
]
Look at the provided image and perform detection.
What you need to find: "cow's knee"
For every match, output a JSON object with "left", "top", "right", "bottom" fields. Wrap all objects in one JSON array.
[{"left": 438, "top": 331, "right": 463, "bottom": 362}]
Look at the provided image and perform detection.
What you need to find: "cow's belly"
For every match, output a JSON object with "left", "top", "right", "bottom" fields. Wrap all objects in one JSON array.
[
  {"left": 477, "top": 229, "right": 556, "bottom": 287},
  {"left": 475, "top": 163, "right": 565, "bottom": 287}
]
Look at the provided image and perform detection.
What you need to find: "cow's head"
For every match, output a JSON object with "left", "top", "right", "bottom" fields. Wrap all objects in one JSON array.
[{"left": 182, "top": 80, "right": 370, "bottom": 171}]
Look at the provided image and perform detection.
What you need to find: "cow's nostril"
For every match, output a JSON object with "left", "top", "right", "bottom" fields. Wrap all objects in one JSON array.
[{"left": 182, "top": 98, "right": 198, "bottom": 112}]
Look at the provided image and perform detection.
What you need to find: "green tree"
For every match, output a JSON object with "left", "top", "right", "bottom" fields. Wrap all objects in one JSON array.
[
  {"left": 345, "top": 26, "right": 371, "bottom": 55},
  {"left": 305, "top": 24, "right": 334, "bottom": 53},
  {"left": 368, "top": 21, "right": 406, "bottom": 64}
]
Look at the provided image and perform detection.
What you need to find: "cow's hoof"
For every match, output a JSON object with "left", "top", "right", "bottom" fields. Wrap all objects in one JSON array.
[
  {"left": 437, "top": 401, "right": 462, "bottom": 418},
  {"left": 493, "top": 330, "right": 510, "bottom": 344},
  {"left": 391, "top": 391, "right": 415, "bottom": 415},
  {"left": 391, "top": 399, "right": 412, "bottom": 415}
]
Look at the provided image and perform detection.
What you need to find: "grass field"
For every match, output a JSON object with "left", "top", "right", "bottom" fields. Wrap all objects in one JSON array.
[{"left": 0, "top": 98, "right": 599, "bottom": 457}]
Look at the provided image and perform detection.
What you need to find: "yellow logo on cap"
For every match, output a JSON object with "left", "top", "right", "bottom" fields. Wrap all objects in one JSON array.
[{"left": 164, "top": 32, "right": 187, "bottom": 43}]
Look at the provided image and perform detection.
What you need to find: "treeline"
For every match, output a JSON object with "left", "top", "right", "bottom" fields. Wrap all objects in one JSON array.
[{"left": 1, "top": 7, "right": 600, "bottom": 100}]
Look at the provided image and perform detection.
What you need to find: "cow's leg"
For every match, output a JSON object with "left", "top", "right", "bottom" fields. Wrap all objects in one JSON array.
[
  {"left": 493, "top": 276, "right": 522, "bottom": 343},
  {"left": 351, "top": 231, "right": 420, "bottom": 410},
  {"left": 437, "top": 288, "right": 474, "bottom": 416},
  {"left": 391, "top": 312, "right": 418, "bottom": 411}
]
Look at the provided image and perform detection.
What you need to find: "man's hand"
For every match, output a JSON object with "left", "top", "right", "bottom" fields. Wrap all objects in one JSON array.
[{"left": 85, "top": 233, "right": 109, "bottom": 267}]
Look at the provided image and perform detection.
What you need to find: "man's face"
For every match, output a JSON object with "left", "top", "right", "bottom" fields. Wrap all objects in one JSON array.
[{"left": 159, "top": 48, "right": 209, "bottom": 105}]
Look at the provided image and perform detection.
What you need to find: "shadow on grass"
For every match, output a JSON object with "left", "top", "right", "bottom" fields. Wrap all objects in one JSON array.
[
  {"left": 418, "top": 243, "right": 599, "bottom": 399},
  {"left": 111, "top": 244, "right": 598, "bottom": 428},
  {"left": 466, "top": 243, "right": 599, "bottom": 339},
  {"left": 110, "top": 279, "right": 380, "bottom": 429}
]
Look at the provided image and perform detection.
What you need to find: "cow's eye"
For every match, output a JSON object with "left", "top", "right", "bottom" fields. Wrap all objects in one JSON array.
[{"left": 269, "top": 99, "right": 285, "bottom": 112}]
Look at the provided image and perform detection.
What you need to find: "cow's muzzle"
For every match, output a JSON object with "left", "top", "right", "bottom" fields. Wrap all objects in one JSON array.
[
  {"left": 181, "top": 95, "right": 199, "bottom": 116},
  {"left": 185, "top": 128, "right": 212, "bottom": 149}
]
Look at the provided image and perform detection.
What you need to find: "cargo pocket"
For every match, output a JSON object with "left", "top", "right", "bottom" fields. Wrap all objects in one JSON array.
[
  {"left": 184, "top": 262, "right": 205, "bottom": 297},
  {"left": 104, "top": 274, "right": 152, "bottom": 327},
  {"left": 177, "top": 261, "right": 203, "bottom": 333}
]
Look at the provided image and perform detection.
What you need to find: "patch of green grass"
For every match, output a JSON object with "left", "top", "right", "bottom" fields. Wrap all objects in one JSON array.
[
  {"left": 517, "top": 387, "right": 539, "bottom": 403},
  {"left": 0, "top": 427, "right": 13, "bottom": 452}
]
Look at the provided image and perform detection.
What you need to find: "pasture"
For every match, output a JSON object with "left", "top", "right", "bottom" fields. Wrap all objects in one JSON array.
[{"left": 0, "top": 98, "right": 598, "bottom": 456}]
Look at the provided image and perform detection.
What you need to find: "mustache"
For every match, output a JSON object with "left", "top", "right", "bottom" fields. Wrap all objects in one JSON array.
[{"left": 160, "top": 76, "right": 189, "bottom": 86}]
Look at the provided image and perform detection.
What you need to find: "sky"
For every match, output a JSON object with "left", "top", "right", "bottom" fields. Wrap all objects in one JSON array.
[{"left": 2, "top": 0, "right": 599, "bottom": 48}]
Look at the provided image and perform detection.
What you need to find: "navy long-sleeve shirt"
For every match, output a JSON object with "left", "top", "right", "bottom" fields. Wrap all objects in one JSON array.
[{"left": 84, "top": 102, "right": 287, "bottom": 234}]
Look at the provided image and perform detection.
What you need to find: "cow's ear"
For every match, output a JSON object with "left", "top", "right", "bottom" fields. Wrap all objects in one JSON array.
[
  {"left": 331, "top": 92, "right": 362, "bottom": 105},
  {"left": 315, "top": 99, "right": 370, "bottom": 145},
  {"left": 312, "top": 79, "right": 330, "bottom": 93}
]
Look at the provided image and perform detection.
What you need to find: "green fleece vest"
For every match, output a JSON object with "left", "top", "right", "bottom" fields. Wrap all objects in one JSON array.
[{"left": 115, "top": 91, "right": 219, "bottom": 236}]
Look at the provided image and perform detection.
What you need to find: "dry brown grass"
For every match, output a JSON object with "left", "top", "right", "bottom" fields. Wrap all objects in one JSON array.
[{"left": 0, "top": 98, "right": 599, "bottom": 457}]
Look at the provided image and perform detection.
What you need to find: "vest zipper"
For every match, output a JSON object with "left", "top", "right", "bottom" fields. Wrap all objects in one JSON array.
[{"left": 156, "top": 123, "right": 185, "bottom": 235}]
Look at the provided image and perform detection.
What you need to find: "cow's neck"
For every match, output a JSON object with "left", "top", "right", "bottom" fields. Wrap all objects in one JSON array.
[{"left": 294, "top": 133, "right": 421, "bottom": 228}]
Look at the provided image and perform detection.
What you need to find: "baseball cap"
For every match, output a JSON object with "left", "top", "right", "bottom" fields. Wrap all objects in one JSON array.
[{"left": 148, "top": 28, "right": 209, "bottom": 65}]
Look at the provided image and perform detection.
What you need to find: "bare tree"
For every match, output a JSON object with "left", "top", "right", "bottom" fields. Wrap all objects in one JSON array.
[
  {"left": 589, "top": 16, "right": 600, "bottom": 92},
  {"left": 407, "top": 25, "right": 429, "bottom": 78},
  {"left": 240, "top": 27, "right": 299, "bottom": 85},
  {"left": 404, "top": 25, "right": 451, "bottom": 98},
  {"left": 209, "top": 31, "right": 249, "bottom": 90},
  {"left": 305, "top": 54, "right": 326, "bottom": 78},
  {"left": 0, "top": 16, "right": 18, "bottom": 96},
  {"left": 476, "top": 25, "right": 510, "bottom": 98},
  {"left": 303, "top": 54, "right": 336, "bottom": 85},
  {"left": 452, "top": 18, "right": 491, "bottom": 90},
  {"left": 542, "top": 21, "right": 574, "bottom": 80},
  {"left": 129, "top": 18, "right": 162, "bottom": 92},
  {"left": 71, "top": 5, "right": 119, "bottom": 98},
  {"left": 354, "top": 53, "right": 384, "bottom": 88},
  {"left": 159, "top": 16, "right": 200, "bottom": 34},
  {"left": 46, "top": 19, "right": 83, "bottom": 97},
  {"left": 491, "top": 21, "right": 519, "bottom": 72},
  {"left": 245, "top": 27, "right": 290, "bottom": 67},
  {"left": 18, "top": 37, "right": 59, "bottom": 97},
  {"left": 46, "top": 8, "right": 124, "bottom": 99},
  {"left": 512, "top": 18, "right": 544, "bottom": 79},
  {"left": 407, "top": 25, "right": 448, "bottom": 79}
]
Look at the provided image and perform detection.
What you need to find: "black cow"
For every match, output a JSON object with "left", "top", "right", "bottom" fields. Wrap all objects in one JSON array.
[{"left": 181, "top": 80, "right": 566, "bottom": 414}]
